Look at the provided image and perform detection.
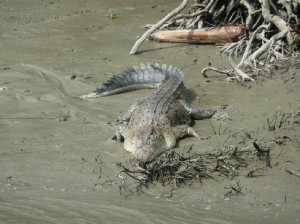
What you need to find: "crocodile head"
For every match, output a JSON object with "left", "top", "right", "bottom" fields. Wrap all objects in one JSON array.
[{"left": 124, "top": 125, "right": 173, "bottom": 161}]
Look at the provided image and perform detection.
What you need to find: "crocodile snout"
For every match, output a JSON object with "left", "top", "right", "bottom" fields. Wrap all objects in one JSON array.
[{"left": 124, "top": 126, "right": 166, "bottom": 161}]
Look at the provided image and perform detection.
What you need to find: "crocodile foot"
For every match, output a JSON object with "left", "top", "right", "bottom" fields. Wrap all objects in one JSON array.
[{"left": 211, "top": 111, "right": 231, "bottom": 121}]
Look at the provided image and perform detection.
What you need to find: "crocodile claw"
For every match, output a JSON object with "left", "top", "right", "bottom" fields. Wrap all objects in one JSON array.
[{"left": 211, "top": 111, "right": 231, "bottom": 121}]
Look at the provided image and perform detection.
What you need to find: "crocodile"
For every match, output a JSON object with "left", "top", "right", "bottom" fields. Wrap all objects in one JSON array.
[{"left": 81, "top": 63, "right": 228, "bottom": 161}]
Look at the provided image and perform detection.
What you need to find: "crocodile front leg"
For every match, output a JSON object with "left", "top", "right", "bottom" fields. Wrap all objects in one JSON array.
[
  {"left": 180, "top": 100, "right": 230, "bottom": 120},
  {"left": 180, "top": 100, "right": 216, "bottom": 119},
  {"left": 114, "top": 122, "right": 129, "bottom": 142},
  {"left": 173, "top": 125, "right": 200, "bottom": 140},
  {"left": 114, "top": 99, "right": 146, "bottom": 141}
]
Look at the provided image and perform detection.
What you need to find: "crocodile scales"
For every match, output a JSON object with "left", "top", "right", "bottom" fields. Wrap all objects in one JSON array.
[{"left": 81, "top": 63, "right": 227, "bottom": 161}]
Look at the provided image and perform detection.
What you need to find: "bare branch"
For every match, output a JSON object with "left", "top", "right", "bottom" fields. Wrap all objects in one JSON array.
[{"left": 129, "top": 0, "right": 190, "bottom": 55}]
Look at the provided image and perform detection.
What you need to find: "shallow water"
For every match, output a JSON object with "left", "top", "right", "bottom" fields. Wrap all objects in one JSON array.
[{"left": 1, "top": 0, "right": 300, "bottom": 223}]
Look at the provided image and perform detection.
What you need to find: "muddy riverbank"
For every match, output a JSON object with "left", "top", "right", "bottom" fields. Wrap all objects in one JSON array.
[{"left": 0, "top": 1, "right": 299, "bottom": 223}]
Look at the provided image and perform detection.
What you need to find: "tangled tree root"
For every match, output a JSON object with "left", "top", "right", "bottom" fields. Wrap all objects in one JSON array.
[{"left": 130, "top": 0, "right": 300, "bottom": 82}]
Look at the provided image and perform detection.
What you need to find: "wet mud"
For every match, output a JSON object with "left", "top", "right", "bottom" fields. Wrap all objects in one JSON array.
[{"left": 0, "top": 0, "right": 299, "bottom": 223}]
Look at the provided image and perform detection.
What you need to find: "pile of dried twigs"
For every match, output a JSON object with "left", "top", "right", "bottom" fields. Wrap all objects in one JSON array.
[
  {"left": 130, "top": 0, "right": 300, "bottom": 82},
  {"left": 117, "top": 144, "right": 264, "bottom": 193}
]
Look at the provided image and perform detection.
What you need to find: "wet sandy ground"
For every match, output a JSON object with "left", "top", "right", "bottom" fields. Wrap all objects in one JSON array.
[{"left": 0, "top": 0, "right": 300, "bottom": 223}]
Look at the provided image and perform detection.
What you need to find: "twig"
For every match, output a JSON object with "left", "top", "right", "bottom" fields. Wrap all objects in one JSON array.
[
  {"left": 228, "top": 51, "right": 255, "bottom": 82},
  {"left": 201, "top": 66, "right": 233, "bottom": 78},
  {"left": 129, "top": 0, "right": 190, "bottom": 55},
  {"left": 285, "top": 169, "right": 300, "bottom": 178}
]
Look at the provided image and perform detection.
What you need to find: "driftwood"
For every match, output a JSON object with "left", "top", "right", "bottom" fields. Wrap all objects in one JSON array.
[
  {"left": 130, "top": 0, "right": 300, "bottom": 81},
  {"left": 149, "top": 25, "right": 245, "bottom": 43}
]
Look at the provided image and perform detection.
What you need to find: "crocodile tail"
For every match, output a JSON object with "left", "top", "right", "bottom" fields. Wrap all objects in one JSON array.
[
  {"left": 157, "top": 63, "right": 184, "bottom": 82},
  {"left": 80, "top": 63, "right": 183, "bottom": 99}
]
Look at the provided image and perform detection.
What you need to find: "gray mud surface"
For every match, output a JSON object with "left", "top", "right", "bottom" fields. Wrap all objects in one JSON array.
[{"left": 0, "top": 1, "right": 299, "bottom": 223}]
